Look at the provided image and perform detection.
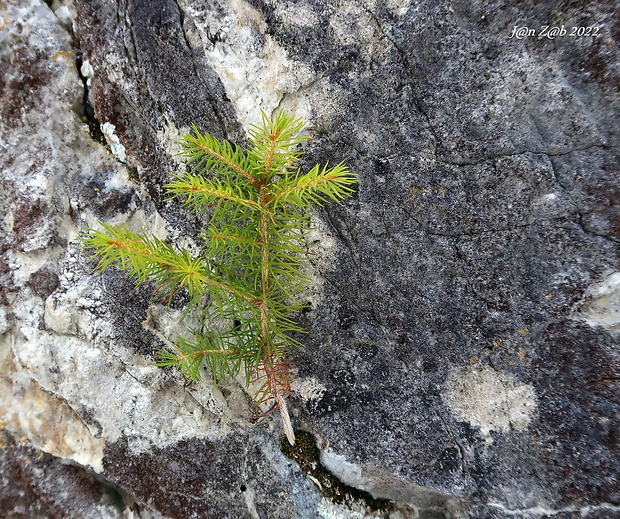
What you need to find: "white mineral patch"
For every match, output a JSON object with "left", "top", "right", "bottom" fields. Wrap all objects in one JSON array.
[
  {"left": 101, "top": 122, "right": 127, "bottom": 163},
  {"left": 443, "top": 366, "right": 537, "bottom": 439},
  {"left": 80, "top": 59, "right": 94, "bottom": 87},
  {"left": 291, "top": 376, "right": 327, "bottom": 402},
  {"left": 10, "top": 249, "right": 53, "bottom": 286},
  {"left": 321, "top": 450, "right": 365, "bottom": 488},
  {"left": 0, "top": 329, "right": 106, "bottom": 471},
  {"left": 54, "top": 5, "right": 74, "bottom": 24},
  {"left": 574, "top": 271, "right": 620, "bottom": 334},
  {"left": 382, "top": 0, "right": 411, "bottom": 17},
  {"left": 179, "top": 0, "right": 343, "bottom": 129}
]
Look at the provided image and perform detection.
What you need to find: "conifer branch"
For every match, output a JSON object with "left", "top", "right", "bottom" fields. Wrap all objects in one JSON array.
[
  {"left": 166, "top": 172, "right": 261, "bottom": 213},
  {"left": 82, "top": 110, "right": 357, "bottom": 445},
  {"left": 248, "top": 111, "right": 306, "bottom": 179},
  {"left": 83, "top": 224, "right": 258, "bottom": 306},
  {"left": 180, "top": 124, "right": 260, "bottom": 188},
  {"left": 271, "top": 162, "right": 357, "bottom": 208}
]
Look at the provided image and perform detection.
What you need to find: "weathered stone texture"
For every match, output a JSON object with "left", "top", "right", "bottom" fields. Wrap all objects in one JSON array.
[{"left": 1, "top": 0, "right": 618, "bottom": 517}]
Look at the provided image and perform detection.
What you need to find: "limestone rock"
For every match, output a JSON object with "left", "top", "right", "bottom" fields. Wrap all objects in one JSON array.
[{"left": 1, "top": 0, "right": 618, "bottom": 517}]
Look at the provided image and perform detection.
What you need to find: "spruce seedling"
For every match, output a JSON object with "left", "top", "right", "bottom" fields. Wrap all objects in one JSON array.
[{"left": 82, "top": 110, "right": 357, "bottom": 444}]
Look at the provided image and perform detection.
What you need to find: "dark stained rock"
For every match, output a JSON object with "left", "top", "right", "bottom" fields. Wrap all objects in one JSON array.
[
  {"left": 0, "top": 429, "right": 143, "bottom": 518},
  {"left": 103, "top": 432, "right": 313, "bottom": 519},
  {"left": 74, "top": 0, "right": 244, "bottom": 190}
]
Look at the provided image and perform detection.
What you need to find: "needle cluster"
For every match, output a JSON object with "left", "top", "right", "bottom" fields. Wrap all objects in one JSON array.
[{"left": 82, "top": 110, "right": 357, "bottom": 444}]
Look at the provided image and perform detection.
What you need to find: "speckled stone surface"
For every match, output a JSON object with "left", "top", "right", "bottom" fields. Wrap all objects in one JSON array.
[{"left": 1, "top": 0, "right": 619, "bottom": 517}]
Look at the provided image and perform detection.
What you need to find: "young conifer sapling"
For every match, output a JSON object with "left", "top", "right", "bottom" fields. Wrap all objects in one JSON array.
[{"left": 82, "top": 110, "right": 357, "bottom": 444}]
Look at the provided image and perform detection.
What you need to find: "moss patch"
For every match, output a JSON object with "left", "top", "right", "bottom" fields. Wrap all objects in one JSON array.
[{"left": 281, "top": 430, "right": 393, "bottom": 514}]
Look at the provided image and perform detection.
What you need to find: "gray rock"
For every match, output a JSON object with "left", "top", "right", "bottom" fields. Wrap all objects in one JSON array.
[{"left": 1, "top": 0, "right": 618, "bottom": 517}]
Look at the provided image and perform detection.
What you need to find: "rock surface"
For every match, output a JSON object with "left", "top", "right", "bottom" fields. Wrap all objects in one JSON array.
[{"left": 1, "top": 0, "right": 619, "bottom": 517}]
